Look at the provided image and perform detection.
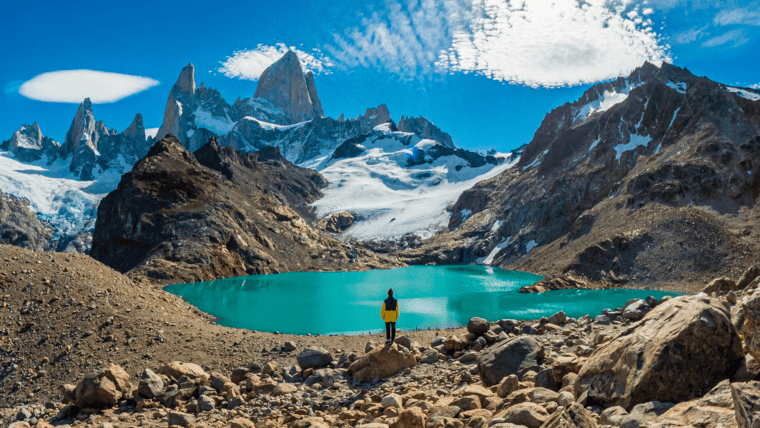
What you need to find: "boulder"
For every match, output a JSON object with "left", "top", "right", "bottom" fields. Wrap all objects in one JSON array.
[
  {"left": 443, "top": 336, "right": 467, "bottom": 352},
  {"left": 382, "top": 393, "right": 403, "bottom": 409},
  {"left": 390, "top": 407, "right": 426, "bottom": 428},
  {"left": 297, "top": 347, "right": 333, "bottom": 369},
  {"left": 467, "top": 318, "right": 490, "bottom": 335},
  {"left": 477, "top": 336, "right": 544, "bottom": 386},
  {"left": 700, "top": 277, "right": 737, "bottom": 294},
  {"left": 271, "top": 383, "right": 298, "bottom": 397},
  {"left": 541, "top": 403, "right": 599, "bottom": 428},
  {"left": 451, "top": 396, "right": 480, "bottom": 411},
  {"left": 497, "top": 319, "right": 517, "bottom": 333},
  {"left": 349, "top": 343, "right": 417, "bottom": 382},
  {"left": 738, "top": 265, "right": 760, "bottom": 290},
  {"left": 420, "top": 349, "right": 439, "bottom": 364},
  {"left": 8, "top": 423, "right": 30, "bottom": 428},
  {"left": 496, "top": 374, "right": 519, "bottom": 398},
  {"left": 167, "top": 412, "right": 196, "bottom": 427},
  {"left": 499, "top": 402, "right": 549, "bottom": 428},
  {"left": 576, "top": 295, "right": 744, "bottom": 410},
  {"left": 600, "top": 406, "right": 628, "bottom": 426},
  {"left": 621, "top": 299, "right": 650, "bottom": 321},
  {"left": 618, "top": 401, "right": 674, "bottom": 428},
  {"left": 157, "top": 361, "right": 209, "bottom": 382},
  {"left": 394, "top": 336, "right": 412, "bottom": 349},
  {"left": 548, "top": 311, "right": 567, "bottom": 326},
  {"left": 73, "top": 365, "right": 132, "bottom": 408},
  {"left": 731, "top": 381, "right": 760, "bottom": 428},
  {"left": 735, "top": 354, "right": 760, "bottom": 382},
  {"left": 198, "top": 394, "right": 215, "bottom": 412},
  {"left": 137, "top": 369, "right": 164, "bottom": 398},
  {"left": 738, "top": 292, "right": 760, "bottom": 363},
  {"left": 230, "top": 419, "right": 257, "bottom": 428}
]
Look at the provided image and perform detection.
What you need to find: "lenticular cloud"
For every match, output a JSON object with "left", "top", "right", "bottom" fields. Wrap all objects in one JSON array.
[
  {"left": 218, "top": 43, "right": 331, "bottom": 80},
  {"left": 19, "top": 70, "right": 159, "bottom": 103},
  {"left": 437, "top": 0, "right": 671, "bottom": 88}
]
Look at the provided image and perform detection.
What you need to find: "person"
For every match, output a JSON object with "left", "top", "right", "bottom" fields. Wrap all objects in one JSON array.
[{"left": 381, "top": 288, "right": 399, "bottom": 344}]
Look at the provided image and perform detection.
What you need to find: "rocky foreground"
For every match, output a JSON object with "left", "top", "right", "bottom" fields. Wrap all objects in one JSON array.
[{"left": 3, "top": 243, "right": 760, "bottom": 427}]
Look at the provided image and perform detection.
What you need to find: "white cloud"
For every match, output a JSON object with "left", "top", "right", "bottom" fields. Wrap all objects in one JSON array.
[
  {"left": 671, "top": 26, "right": 708, "bottom": 44},
  {"left": 438, "top": 0, "right": 670, "bottom": 88},
  {"left": 218, "top": 43, "right": 331, "bottom": 80},
  {"left": 642, "top": 8, "right": 655, "bottom": 15},
  {"left": 18, "top": 70, "right": 159, "bottom": 103},
  {"left": 702, "top": 28, "right": 750, "bottom": 47},
  {"left": 714, "top": 8, "right": 760, "bottom": 26}
]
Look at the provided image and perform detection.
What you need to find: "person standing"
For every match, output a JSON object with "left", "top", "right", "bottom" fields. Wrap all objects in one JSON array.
[{"left": 381, "top": 288, "right": 399, "bottom": 344}]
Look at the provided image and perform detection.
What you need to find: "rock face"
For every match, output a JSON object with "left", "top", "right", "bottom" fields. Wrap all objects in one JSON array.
[
  {"left": 254, "top": 51, "right": 324, "bottom": 124},
  {"left": 737, "top": 290, "right": 760, "bottom": 362},
  {"left": 0, "top": 190, "right": 52, "bottom": 250},
  {"left": 398, "top": 116, "right": 455, "bottom": 148},
  {"left": 404, "top": 62, "right": 760, "bottom": 291},
  {"left": 0, "top": 122, "right": 61, "bottom": 162},
  {"left": 90, "top": 136, "right": 402, "bottom": 282},
  {"left": 541, "top": 403, "right": 598, "bottom": 428},
  {"left": 349, "top": 343, "right": 417, "bottom": 382},
  {"left": 731, "top": 381, "right": 760, "bottom": 428},
  {"left": 576, "top": 295, "right": 744, "bottom": 410},
  {"left": 477, "top": 336, "right": 544, "bottom": 386}
]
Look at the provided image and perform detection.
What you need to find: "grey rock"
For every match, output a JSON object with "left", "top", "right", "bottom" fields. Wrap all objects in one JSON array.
[
  {"left": 477, "top": 336, "right": 544, "bottom": 386},
  {"left": 138, "top": 369, "right": 164, "bottom": 398},
  {"left": 297, "top": 347, "right": 333, "bottom": 369},
  {"left": 254, "top": 51, "right": 321, "bottom": 123},
  {"left": 622, "top": 299, "right": 651, "bottom": 321},
  {"left": 197, "top": 394, "right": 215, "bottom": 412},
  {"left": 420, "top": 349, "right": 439, "bottom": 364},
  {"left": 467, "top": 317, "right": 490, "bottom": 335},
  {"left": 168, "top": 412, "right": 196, "bottom": 427}
]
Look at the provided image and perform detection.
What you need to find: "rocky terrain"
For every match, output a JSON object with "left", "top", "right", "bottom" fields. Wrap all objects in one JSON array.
[
  {"left": 90, "top": 136, "right": 404, "bottom": 284},
  {"left": 4, "top": 242, "right": 760, "bottom": 428},
  {"left": 0, "top": 190, "right": 52, "bottom": 251},
  {"left": 403, "top": 62, "right": 760, "bottom": 293}
]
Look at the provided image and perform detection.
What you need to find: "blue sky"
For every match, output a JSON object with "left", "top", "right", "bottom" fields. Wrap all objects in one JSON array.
[{"left": 2, "top": 0, "right": 759, "bottom": 153}]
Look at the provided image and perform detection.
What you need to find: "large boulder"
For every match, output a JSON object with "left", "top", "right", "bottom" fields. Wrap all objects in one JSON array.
[
  {"left": 731, "top": 381, "right": 760, "bottom": 428},
  {"left": 137, "top": 369, "right": 164, "bottom": 398},
  {"left": 73, "top": 364, "right": 132, "bottom": 408},
  {"left": 738, "top": 292, "right": 760, "bottom": 362},
  {"left": 541, "top": 403, "right": 599, "bottom": 428},
  {"left": 467, "top": 318, "right": 490, "bottom": 336},
  {"left": 576, "top": 296, "right": 744, "bottom": 410},
  {"left": 157, "top": 361, "right": 209, "bottom": 382},
  {"left": 477, "top": 336, "right": 544, "bottom": 386},
  {"left": 498, "top": 402, "right": 549, "bottom": 428},
  {"left": 349, "top": 343, "right": 417, "bottom": 382},
  {"left": 297, "top": 347, "right": 334, "bottom": 369},
  {"left": 390, "top": 407, "right": 426, "bottom": 428}
]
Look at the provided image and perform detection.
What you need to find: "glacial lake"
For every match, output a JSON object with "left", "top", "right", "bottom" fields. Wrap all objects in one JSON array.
[{"left": 164, "top": 265, "right": 682, "bottom": 335}]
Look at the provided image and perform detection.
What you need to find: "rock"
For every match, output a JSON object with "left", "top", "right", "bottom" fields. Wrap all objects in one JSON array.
[
  {"left": 731, "top": 380, "right": 760, "bottom": 428},
  {"left": 452, "top": 396, "right": 481, "bottom": 411},
  {"left": 428, "top": 418, "right": 464, "bottom": 428},
  {"left": 459, "top": 351, "right": 478, "bottom": 364},
  {"left": 197, "top": 394, "right": 215, "bottom": 412},
  {"left": 577, "top": 296, "right": 744, "bottom": 410},
  {"left": 621, "top": 299, "right": 650, "bottom": 321},
  {"left": 541, "top": 403, "right": 599, "bottom": 428},
  {"left": 138, "top": 369, "right": 164, "bottom": 398},
  {"left": 420, "top": 349, "right": 439, "bottom": 364},
  {"left": 600, "top": 406, "right": 628, "bottom": 426},
  {"left": 461, "top": 385, "right": 493, "bottom": 401},
  {"left": 500, "top": 402, "right": 550, "bottom": 428},
  {"left": 283, "top": 341, "right": 297, "bottom": 352},
  {"left": 382, "top": 393, "right": 403, "bottom": 409},
  {"left": 297, "top": 347, "right": 334, "bottom": 369},
  {"left": 443, "top": 336, "right": 467, "bottom": 352},
  {"left": 593, "top": 315, "right": 611, "bottom": 325},
  {"left": 738, "top": 266, "right": 760, "bottom": 290},
  {"left": 350, "top": 343, "right": 417, "bottom": 382},
  {"left": 477, "top": 336, "right": 545, "bottom": 386},
  {"left": 73, "top": 365, "right": 132, "bottom": 408},
  {"left": 558, "top": 391, "right": 575, "bottom": 406},
  {"left": 549, "top": 311, "right": 567, "bottom": 326},
  {"left": 271, "top": 383, "right": 298, "bottom": 397},
  {"left": 735, "top": 354, "right": 760, "bottom": 382},
  {"left": 230, "top": 418, "right": 257, "bottom": 428},
  {"left": 738, "top": 291, "right": 760, "bottom": 363},
  {"left": 324, "top": 211, "right": 355, "bottom": 233},
  {"left": 496, "top": 374, "right": 519, "bottom": 398},
  {"left": 8, "top": 423, "right": 30, "bottom": 428},
  {"left": 467, "top": 318, "right": 490, "bottom": 335},
  {"left": 431, "top": 406, "right": 461, "bottom": 420},
  {"left": 395, "top": 336, "right": 412, "bottom": 349},
  {"left": 254, "top": 51, "right": 322, "bottom": 123},
  {"left": 390, "top": 407, "right": 426, "bottom": 428},
  {"left": 167, "top": 411, "right": 196, "bottom": 427},
  {"left": 700, "top": 277, "right": 737, "bottom": 294},
  {"left": 157, "top": 361, "right": 209, "bottom": 382},
  {"left": 16, "top": 408, "right": 32, "bottom": 421},
  {"left": 497, "top": 319, "right": 517, "bottom": 333},
  {"left": 619, "top": 401, "right": 674, "bottom": 428},
  {"left": 529, "top": 387, "right": 559, "bottom": 404}
]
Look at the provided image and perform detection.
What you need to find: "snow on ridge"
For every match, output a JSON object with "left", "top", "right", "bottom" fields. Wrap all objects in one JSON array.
[
  {"left": 614, "top": 134, "right": 651, "bottom": 161},
  {"left": 666, "top": 81, "right": 687, "bottom": 94},
  {"left": 727, "top": 87, "right": 760, "bottom": 101},
  {"left": 145, "top": 128, "right": 159, "bottom": 139},
  {"left": 194, "top": 107, "right": 236, "bottom": 135},
  {"left": 574, "top": 81, "right": 641, "bottom": 123},
  {"left": 241, "top": 116, "right": 310, "bottom": 131},
  {"left": 525, "top": 240, "right": 539, "bottom": 253},
  {"left": 311, "top": 131, "right": 516, "bottom": 241},
  {"left": 477, "top": 236, "right": 511, "bottom": 265}
]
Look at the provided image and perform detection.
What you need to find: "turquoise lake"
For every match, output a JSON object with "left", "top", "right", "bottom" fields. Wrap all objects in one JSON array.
[{"left": 164, "top": 265, "right": 682, "bottom": 335}]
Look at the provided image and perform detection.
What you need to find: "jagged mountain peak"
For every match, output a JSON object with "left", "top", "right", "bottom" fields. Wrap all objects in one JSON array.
[
  {"left": 175, "top": 63, "right": 196, "bottom": 95},
  {"left": 254, "top": 50, "right": 323, "bottom": 123}
]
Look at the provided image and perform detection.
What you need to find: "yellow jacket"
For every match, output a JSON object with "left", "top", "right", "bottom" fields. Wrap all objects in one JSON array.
[{"left": 381, "top": 298, "right": 399, "bottom": 322}]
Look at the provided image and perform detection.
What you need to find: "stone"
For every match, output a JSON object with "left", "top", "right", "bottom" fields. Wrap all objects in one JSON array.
[
  {"left": 420, "top": 349, "right": 439, "bottom": 364},
  {"left": 541, "top": 403, "right": 599, "bottom": 428},
  {"left": 157, "top": 361, "right": 209, "bottom": 382},
  {"left": 735, "top": 354, "right": 760, "bottom": 382},
  {"left": 738, "top": 292, "right": 760, "bottom": 363},
  {"left": 138, "top": 369, "right": 164, "bottom": 398},
  {"left": 700, "top": 276, "right": 737, "bottom": 294},
  {"left": 549, "top": 311, "right": 567, "bottom": 326},
  {"left": 619, "top": 401, "right": 674, "bottom": 428},
  {"left": 459, "top": 351, "right": 478, "bottom": 364},
  {"left": 467, "top": 318, "right": 490, "bottom": 335},
  {"left": 297, "top": 347, "right": 333, "bottom": 369},
  {"left": 16, "top": 408, "right": 32, "bottom": 421},
  {"left": 443, "top": 336, "right": 467, "bottom": 352},
  {"left": 529, "top": 387, "right": 560, "bottom": 404},
  {"left": 452, "top": 396, "right": 480, "bottom": 411},
  {"left": 382, "top": 393, "right": 403, "bottom": 409},
  {"left": 577, "top": 295, "right": 744, "bottom": 410},
  {"left": 600, "top": 406, "right": 628, "bottom": 426},
  {"left": 477, "top": 336, "right": 544, "bottom": 386},
  {"left": 558, "top": 391, "right": 575, "bottom": 406},
  {"left": 197, "top": 394, "right": 215, "bottom": 412},
  {"left": 461, "top": 385, "right": 493, "bottom": 401},
  {"left": 167, "top": 412, "right": 196, "bottom": 427},
  {"left": 496, "top": 374, "right": 519, "bottom": 398},
  {"left": 349, "top": 343, "right": 417, "bottom": 382},
  {"left": 395, "top": 336, "right": 412, "bottom": 349},
  {"left": 74, "top": 365, "right": 131, "bottom": 408},
  {"left": 390, "top": 407, "right": 426, "bottom": 428},
  {"left": 8, "top": 423, "right": 30, "bottom": 428},
  {"left": 500, "top": 402, "right": 550, "bottom": 428},
  {"left": 271, "top": 383, "right": 298, "bottom": 397},
  {"left": 497, "top": 319, "right": 517, "bottom": 333},
  {"left": 283, "top": 341, "right": 297, "bottom": 352},
  {"left": 254, "top": 51, "right": 321, "bottom": 123},
  {"left": 621, "top": 299, "right": 650, "bottom": 321},
  {"left": 731, "top": 380, "right": 760, "bottom": 428},
  {"left": 230, "top": 418, "right": 257, "bottom": 428},
  {"left": 428, "top": 417, "right": 464, "bottom": 428}
]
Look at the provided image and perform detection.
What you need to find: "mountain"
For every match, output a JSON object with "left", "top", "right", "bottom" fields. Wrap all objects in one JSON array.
[
  {"left": 0, "top": 189, "right": 52, "bottom": 250},
  {"left": 0, "top": 122, "right": 61, "bottom": 162},
  {"left": 253, "top": 50, "right": 325, "bottom": 123},
  {"left": 91, "top": 136, "right": 403, "bottom": 283},
  {"left": 403, "top": 62, "right": 760, "bottom": 292}
]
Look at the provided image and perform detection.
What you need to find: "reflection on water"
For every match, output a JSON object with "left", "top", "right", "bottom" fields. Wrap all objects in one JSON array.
[{"left": 165, "top": 266, "right": 681, "bottom": 335}]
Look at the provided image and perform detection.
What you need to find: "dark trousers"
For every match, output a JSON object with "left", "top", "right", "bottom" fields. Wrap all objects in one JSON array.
[{"left": 385, "top": 322, "right": 396, "bottom": 342}]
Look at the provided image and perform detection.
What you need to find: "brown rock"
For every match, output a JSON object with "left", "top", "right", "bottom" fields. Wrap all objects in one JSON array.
[
  {"left": 230, "top": 418, "right": 256, "bottom": 428},
  {"left": 700, "top": 277, "right": 737, "bottom": 294},
  {"left": 460, "top": 385, "right": 493, "bottom": 401},
  {"left": 541, "top": 403, "right": 599, "bottom": 428},
  {"left": 451, "top": 396, "right": 481, "bottom": 411},
  {"left": 390, "top": 407, "right": 426, "bottom": 428},
  {"left": 656, "top": 379, "right": 736, "bottom": 427},
  {"left": 499, "top": 402, "right": 549, "bottom": 428},
  {"left": 467, "top": 318, "right": 490, "bottom": 336},
  {"left": 74, "top": 374, "right": 121, "bottom": 408},
  {"left": 157, "top": 361, "right": 209, "bottom": 382},
  {"left": 731, "top": 380, "right": 760, "bottom": 428},
  {"left": 577, "top": 295, "right": 744, "bottom": 410},
  {"left": 349, "top": 343, "right": 417, "bottom": 382},
  {"left": 496, "top": 374, "right": 519, "bottom": 398},
  {"left": 428, "top": 418, "right": 463, "bottom": 428}
]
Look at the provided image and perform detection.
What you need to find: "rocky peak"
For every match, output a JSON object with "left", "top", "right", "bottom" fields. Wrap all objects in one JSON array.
[
  {"left": 360, "top": 104, "right": 392, "bottom": 132},
  {"left": 254, "top": 50, "right": 321, "bottom": 124},
  {"left": 175, "top": 63, "right": 196, "bottom": 96},
  {"left": 64, "top": 98, "right": 97, "bottom": 156},
  {"left": 1, "top": 122, "right": 61, "bottom": 163},
  {"left": 398, "top": 115, "right": 455, "bottom": 148},
  {"left": 305, "top": 71, "right": 325, "bottom": 118},
  {"left": 122, "top": 113, "right": 145, "bottom": 142}
]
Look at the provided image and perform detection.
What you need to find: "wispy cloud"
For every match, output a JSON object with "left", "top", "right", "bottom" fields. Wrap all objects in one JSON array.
[
  {"left": 217, "top": 43, "right": 332, "bottom": 80},
  {"left": 671, "top": 26, "right": 708, "bottom": 45},
  {"left": 18, "top": 70, "right": 159, "bottom": 103},
  {"left": 702, "top": 28, "right": 750, "bottom": 47},
  {"left": 714, "top": 8, "right": 760, "bottom": 26},
  {"left": 326, "top": 0, "right": 669, "bottom": 88},
  {"left": 751, "top": 83, "right": 760, "bottom": 90}
]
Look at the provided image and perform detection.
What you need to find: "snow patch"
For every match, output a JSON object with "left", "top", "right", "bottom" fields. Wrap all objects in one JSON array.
[
  {"left": 194, "top": 108, "right": 236, "bottom": 135},
  {"left": 727, "top": 87, "right": 760, "bottom": 101},
  {"left": 373, "top": 123, "right": 393, "bottom": 132},
  {"left": 240, "top": 116, "right": 310, "bottom": 131},
  {"left": 460, "top": 209, "right": 472, "bottom": 222},
  {"left": 491, "top": 220, "right": 503, "bottom": 233},
  {"left": 588, "top": 137, "right": 601, "bottom": 153},
  {"left": 522, "top": 149, "right": 548, "bottom": 171},
  {"left": 525, "top": 240, "right": 539, "bottom": 253},
  {"left": 666, "top": 82, "right": 687, "bottom": 94},
  {"left": 477, "top": 236, "right": 511, "bottom": 265},
  {"left": 614, "top": 134, "right": 651, "bottom": 161},
  {"left": 186, "top": 129, "right": 195, "bottom": 138},
  {"left": 145, "top": 128, "right": 159, "bottom": 139},
  {"left": 575, "top": 81, "right": 641, "bottom": 123}
]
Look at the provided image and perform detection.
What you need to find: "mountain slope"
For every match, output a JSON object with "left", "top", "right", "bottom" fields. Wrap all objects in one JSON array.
[{"left": 403, "top": 62, "right": 760, "bottom": 291}]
